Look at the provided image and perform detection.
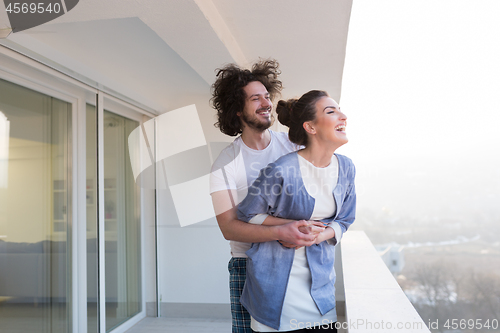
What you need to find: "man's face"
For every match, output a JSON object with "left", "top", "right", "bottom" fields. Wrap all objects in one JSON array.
[{"left": 239, "top": 81, "right": 272, "bottom": 132}]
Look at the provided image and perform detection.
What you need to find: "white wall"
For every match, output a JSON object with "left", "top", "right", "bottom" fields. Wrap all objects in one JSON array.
[
  {"left": 127, "top": 40, "right": 234, "bottom": 310},
  {"left": 155, "top": 90, "right": 233, "bottom": 309}
]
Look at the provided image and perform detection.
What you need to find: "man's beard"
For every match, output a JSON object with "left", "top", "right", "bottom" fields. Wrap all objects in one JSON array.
[{"left": 240, "top": 109, "right": 272, "bottom": 132}]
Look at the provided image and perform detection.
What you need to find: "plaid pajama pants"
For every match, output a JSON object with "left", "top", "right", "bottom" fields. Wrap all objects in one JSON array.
[{"left": 228, "top": 257, "right": 252, "bottom": 333}]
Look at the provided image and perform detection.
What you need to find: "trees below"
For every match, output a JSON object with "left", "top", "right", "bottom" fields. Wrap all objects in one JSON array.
[{"left": 400, "top": 260, "right": 500, "bottom": 332}]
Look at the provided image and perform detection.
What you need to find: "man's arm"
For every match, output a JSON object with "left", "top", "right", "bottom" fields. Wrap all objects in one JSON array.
[{"left": 212, "top": 190, "right": 317, "bottom": 245}]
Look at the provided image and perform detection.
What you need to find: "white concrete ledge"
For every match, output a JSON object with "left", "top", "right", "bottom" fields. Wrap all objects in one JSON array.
[{"left": 340, "top": 231, "right": 430, "bottom": 332}]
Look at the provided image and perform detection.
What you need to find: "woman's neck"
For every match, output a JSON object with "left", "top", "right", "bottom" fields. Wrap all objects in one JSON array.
[{"left": 298, "top": 142, "right": 338, "bottom": 168}]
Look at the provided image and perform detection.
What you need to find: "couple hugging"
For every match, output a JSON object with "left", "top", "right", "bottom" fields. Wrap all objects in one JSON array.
[{"left": 209, "top": 59, "right": 356, "bottom": 333}]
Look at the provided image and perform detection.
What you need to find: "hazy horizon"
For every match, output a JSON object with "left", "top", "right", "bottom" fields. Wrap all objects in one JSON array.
[{"left": 339, "top": 0, "right": 500, "bottom": 234}]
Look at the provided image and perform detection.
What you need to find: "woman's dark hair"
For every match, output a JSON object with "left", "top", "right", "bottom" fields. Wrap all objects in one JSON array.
[
  {"left": 211, "top": 59, "right": 282, "bottom": 136},
  {"left": 276, "top": 90, "right": 329, "bottom": 146}
]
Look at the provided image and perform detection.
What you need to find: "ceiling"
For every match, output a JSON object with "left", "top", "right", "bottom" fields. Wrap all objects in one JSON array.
[{"left": 0, "top": 0, "right": 353, "bottom": 113}]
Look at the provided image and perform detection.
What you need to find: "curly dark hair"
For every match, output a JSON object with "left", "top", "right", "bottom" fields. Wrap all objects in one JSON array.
[{"left": 211, "top": 59, "right": 283, "bottom": 136}]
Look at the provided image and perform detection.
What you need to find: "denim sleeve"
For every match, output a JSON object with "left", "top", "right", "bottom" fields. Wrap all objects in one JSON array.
[
  {"left": 332, "top": 163, "right": 356, "bottom": 244},
  {"left": 237, "top": 164, "right": 281, "bottom": 222}
]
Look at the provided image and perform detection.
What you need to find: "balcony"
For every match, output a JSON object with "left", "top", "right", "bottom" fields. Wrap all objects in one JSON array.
[
  {"left": 125, "top": 231, "right": 430, "bottom": 333},
  {"left": 338, "top": 231, "right": 430, "bottom": 332}
]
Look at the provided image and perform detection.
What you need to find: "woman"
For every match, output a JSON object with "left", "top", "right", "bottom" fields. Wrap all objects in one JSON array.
[{"left": 237, "top": 90, "right": 356, "bottom": 332}]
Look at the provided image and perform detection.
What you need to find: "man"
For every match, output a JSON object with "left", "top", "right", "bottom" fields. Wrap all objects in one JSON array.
[{"left": 209, "top": 59, "right": 319, "bottom": 333}]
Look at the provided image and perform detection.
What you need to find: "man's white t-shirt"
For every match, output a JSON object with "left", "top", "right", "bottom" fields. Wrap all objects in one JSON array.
[{"left": 209, "top": 130, "right": 298, "bottom": 257}]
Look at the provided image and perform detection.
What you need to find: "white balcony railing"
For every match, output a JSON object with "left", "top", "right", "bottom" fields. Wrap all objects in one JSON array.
[{"left": 338, "top": 231, "right": 430, "bottom": 333}]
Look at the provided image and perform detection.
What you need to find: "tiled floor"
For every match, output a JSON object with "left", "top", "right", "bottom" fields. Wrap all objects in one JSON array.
[
  {"left": 124, "top": 317, "right": 231, "bottom": 333},
  {"left": 125, "top": 316, "right": 347, "bottom": 333}
]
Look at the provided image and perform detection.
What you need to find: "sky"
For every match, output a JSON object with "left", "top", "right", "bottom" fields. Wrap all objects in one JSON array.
[{"left": 338, "top": 1, "right": 500, "bottom": 220}]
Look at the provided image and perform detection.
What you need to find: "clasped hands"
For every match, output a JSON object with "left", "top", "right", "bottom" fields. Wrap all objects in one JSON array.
[{"left": 278, "top": 220, "right": 328, "bottom": 249}]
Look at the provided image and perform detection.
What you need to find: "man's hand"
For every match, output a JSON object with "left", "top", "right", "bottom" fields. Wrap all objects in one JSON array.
[
  {"left": 278, "top": 221, "right": 328, "bottom": 248},
  {"left": 275, "top": 220, "right": 320, "bottom": 247},
  {"left": 298, "top": 220, "right": 325, "bottom": 236}
]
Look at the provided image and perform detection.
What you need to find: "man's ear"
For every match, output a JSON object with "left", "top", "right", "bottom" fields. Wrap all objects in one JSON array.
[{"left": 303, "top": 121, "right": 316, "bottom": 134}]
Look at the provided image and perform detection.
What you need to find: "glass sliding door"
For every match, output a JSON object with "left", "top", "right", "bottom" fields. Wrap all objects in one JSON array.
[
  {"left": 0, "top": 54, "right": 149, "bottom": 333},
  {"left": 0, "top": 78, "right": 72, "bottom": 332},
  {"left": 102, "top": 109, "right": 141, "bottom": 331}
]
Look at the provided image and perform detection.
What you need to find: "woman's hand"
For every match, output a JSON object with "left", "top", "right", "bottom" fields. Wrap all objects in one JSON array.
[
  {"left": 298, "top": 220, "right": 326, "bottom": 235},
  {"left": 314, "top": 226, "right": 335, "bottom": 245},
  {"left": 279, "top": 221, "right": 326, "bottom": 249},
  {"left": 278, "top": 240, "right": 302, "bottom": 249}
]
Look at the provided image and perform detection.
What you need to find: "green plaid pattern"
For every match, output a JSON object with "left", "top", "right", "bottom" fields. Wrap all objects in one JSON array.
[{"left": 229, "top": 258, "right": 252, "bottom": 333}]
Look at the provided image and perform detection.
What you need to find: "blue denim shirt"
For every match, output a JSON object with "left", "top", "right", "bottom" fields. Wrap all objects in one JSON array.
[{"left": 237, "top": 152, "right": 356, "bottom": 330}]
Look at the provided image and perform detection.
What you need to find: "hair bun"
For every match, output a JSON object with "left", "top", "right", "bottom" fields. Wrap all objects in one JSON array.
[{"left": 276, "top": 99, "right": 297, "bottom": 127}]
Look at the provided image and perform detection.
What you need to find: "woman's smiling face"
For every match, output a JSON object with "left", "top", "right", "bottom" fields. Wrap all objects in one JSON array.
[{"left": 309, "top": 96, "right": 348, "bottom": 147}]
